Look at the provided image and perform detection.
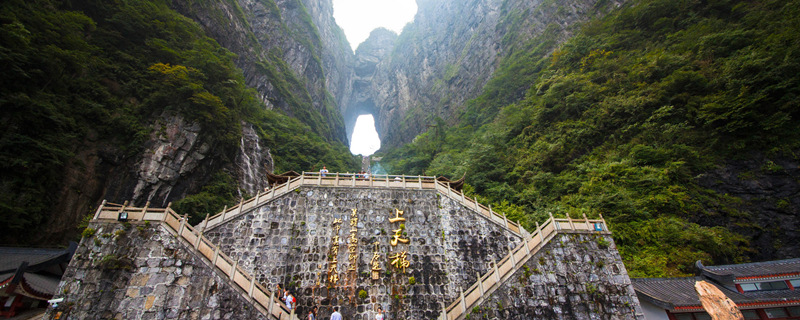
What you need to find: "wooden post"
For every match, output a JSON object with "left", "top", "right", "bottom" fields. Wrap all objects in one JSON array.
[
  {"left": 178, "top": 215, "right": 187, "bottom": 235},
  {"left": 477, "top": 272, "right": 485, "bottom": 295},
  {"left": 488, "top": 205, "right": 494, "bottom": 218},
  {"left": 268, "top": 291, "right": 275, "bottom": 314},
  {"left": 418, "top": 176, "right": 423, "bottom": 189},
  {"left": 583, "top": 213, "right": 590, "bottom": 231},
  {"left": 212, "top": 247, "right": 220, "bottom": 265},
  {"left": 536, "top": 221, "right": 544, "bottom": 243},
  {"left": 519, "top": 220, "right": 529, "bottom": 239},
  {"left": 300, "top": 172, "right": 305, "bottom": 185},
  {"left": 317, "top": 172, "right": 322, "bottom": 185},
  {"left": 510, "top": 247, "right": 517, "bottom": 266},
  {"left": 352, "top": 172, "right": 356, "bottom": 186},
  {"left": 446, "top": 182, "right": 451, "bottom": 198},
  {"left": 254, "top": 189, "right": 261, "bottom": 206},
  {"left": 230, "top": 258, "right": 238, "bottom": 279},
  {"left": 474, "top": 197, "right": 480, "bottom": 212},
  {"left": 249, "top": 277, "right": 256, "bottom": 297},
  {"left": 271, "top": 185, "right": 276, "bottom": 199},
  {"left": 290, "top": 307, "right": 295, "bottom": 320},
  {"left": 386, "top": 174, "right": 389, "bottom": 187},
  {"left": 194, "top": 232, "right": 202, "bottom": 249},
  {"left": 459, "top": 287, "right": 467, "bottom": 313},
  {"left": 502, "top": 212, "right": 509, "bottom": 229},
  {"left": 402, "top": 175, "right": 407, "bottom": 188},
  {"left": 93, "top": 199, "right": 107, "bottom": 220},
  {"left": 441, "top": 302, "right": 448, "bottom": 320},
  {"left": 523, "top": 235, "right": 530, "bottom": 254},
  {"left": 285, "top": 178, "right": 291, "bottom": 192},
  {"left": 549, "top": 212, "right": 559, "bottom": 230},
  {"left": 492, "top": 259, "right": 500, "bottom": 282},
  {"left": 565, "top": 212, "right": 575, "bottom": 230},
  {"left": 334, "top": 173, "right": 339, "bottom": 186},
  {"left": 236, "top": 198, "right": 244, "bottom": 216},
  {"left": 460, "top": 190, "right": 465, "bottom": 204},
  {"left": 599, "top": 213, "right": 607, "bottom": 231},
  {"left": 141, "top": 201, "right": 150, "bottom": 217},
  {"left": 220, "top": 205, "right": 228, "bottom": 221}
]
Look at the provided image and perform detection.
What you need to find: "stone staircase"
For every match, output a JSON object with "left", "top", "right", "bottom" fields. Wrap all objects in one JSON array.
[
  {"left": 438, "top": 214, "right": 610, "bottom": 320},
  {"left": 93, "top": 201, "right": 297, "bottom": 320}
]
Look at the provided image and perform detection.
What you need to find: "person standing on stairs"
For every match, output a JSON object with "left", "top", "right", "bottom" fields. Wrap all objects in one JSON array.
[{"left": 330, "top": 306, "right": 342, "bottom": 320}]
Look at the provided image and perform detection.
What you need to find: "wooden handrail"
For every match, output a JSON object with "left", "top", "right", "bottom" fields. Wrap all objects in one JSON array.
[{"left": 440, "top": 215, "right": 609, "bottom": 320}]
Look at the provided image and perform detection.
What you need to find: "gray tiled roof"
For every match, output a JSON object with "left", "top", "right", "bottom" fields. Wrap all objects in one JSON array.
[
  {"left": 0, "top": 247, "right": 71, "bottom": 273},
  {"left": 702, "top": 258, "right": 800, "bottom": 278},
  {"left": 632, "top": 275, "right": 800, "bottom": 311},
  {"left": 632, "top": 277, "right": 702, "bottom": 308}
]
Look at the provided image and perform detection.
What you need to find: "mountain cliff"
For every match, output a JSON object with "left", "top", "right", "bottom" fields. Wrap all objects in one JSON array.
[
  {"left": 377, "top": 0, "right": 800, "bottom": 276},
  {"left": 350, "top": 0, "right": 624, "bottom": 148},
  {"left": 0, "top": 0, "right": 358, "bottom": 245}
]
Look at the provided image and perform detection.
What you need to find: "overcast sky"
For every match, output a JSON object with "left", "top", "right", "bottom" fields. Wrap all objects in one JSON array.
[
  {"left": 333, "top": 0, "right": 418, "bottom": 155},
  {"left": 332, "top": 0, "right": 418, "bottom": 51}
]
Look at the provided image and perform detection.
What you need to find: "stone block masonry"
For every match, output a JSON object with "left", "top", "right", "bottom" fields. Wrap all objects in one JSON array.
[
  {"left": 46, "top": 221, "right": 267, "bottom": 320},
  {"left": 470, "top": 233, "right": 645, "bottom": 320},
  {"left": 204, "top": 186, "right": 523, "bottom": 320}
]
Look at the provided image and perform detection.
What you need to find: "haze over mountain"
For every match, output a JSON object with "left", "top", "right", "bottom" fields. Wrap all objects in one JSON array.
[{"left": 1, "top": 0, "right": 797, "bottom": 277}]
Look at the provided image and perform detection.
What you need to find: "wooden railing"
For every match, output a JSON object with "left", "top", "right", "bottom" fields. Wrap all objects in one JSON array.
[
  {"left": 92, "top": 201, "right": 297, "bottom": 320},
  {"left": 439, "top": 213, "right": 610, "bottom": 320},
  {"left": 199, "top": 172, "right": 524, "bottom": 237}
]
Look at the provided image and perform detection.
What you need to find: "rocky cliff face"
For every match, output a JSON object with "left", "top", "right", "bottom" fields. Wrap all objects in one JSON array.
[
  {"left": 696, "top": 155, "right": 800, "bottom": 261},
  {"left": 171, "top": 0, "right": 352, "bottom": 143},
  {"left": 349, "top": 0, "right": 624, "bottom": 148}
]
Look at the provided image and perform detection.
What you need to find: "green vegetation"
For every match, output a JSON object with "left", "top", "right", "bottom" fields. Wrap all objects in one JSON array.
[
  {"left": 358, "top": 289, "right": 368, "bottom": 299},
  {"left": 0, "top": 0, "right": 357, "bottom": 244},
  {"left": 379, "top": 0, "right": 800, "bottom": 276}
]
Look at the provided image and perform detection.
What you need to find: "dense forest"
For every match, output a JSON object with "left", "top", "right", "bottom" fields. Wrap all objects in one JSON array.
[
  {"left": 0, "top": 0, "right": 358, "bottom": 244},
  {"left": 380, "top": 0, "right": 800, "bottom": 276}
]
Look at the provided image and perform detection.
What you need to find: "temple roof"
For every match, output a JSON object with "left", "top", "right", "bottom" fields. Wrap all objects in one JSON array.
[
  {"left": 0, "top": 247, "right": 73, "bottom": 273},
  {"left": 633, "top": 259, "right": 800, "bottom": 311},
  {"left": 0, "top": 245, "right": 75, "bottom": 299},
  {"left": 436, "top": 173, "right": 466, "bottom": 191},
  {"left": 699, "top": 258, "right": 800, "bottom": 280}
]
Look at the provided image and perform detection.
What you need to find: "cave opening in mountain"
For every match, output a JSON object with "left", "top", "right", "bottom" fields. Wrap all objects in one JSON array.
[{"left": 349, "top": 114, "right": 381, "bottom": 156}]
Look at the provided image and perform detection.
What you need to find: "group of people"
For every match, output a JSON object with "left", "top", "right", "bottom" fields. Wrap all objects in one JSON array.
[
  {"left": 318, "top": 166, "right": 371, "bottom": 180},
  {"left": 276, "top": 285, "right": 385, "bottom": 320}
]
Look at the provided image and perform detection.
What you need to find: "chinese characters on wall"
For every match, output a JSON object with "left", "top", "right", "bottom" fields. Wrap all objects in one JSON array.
[{"left": 327, "top": 207, "right": 412, "bottom": 287}]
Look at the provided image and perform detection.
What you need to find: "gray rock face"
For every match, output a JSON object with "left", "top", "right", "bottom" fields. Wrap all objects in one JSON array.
[
  {"left": 171, "top": 0, "right": 352, "bottom": 143},
  {"left": 130, "top": 114, "right": 210, "bottom": 206},
  {"left": 236, "top": 123, "right": 274, "bottom": 198},
  {"left": 348, "top": 0, "right": 625, "bottom": 148},
  {"left": 48, "top": 221, "right": 267, "bottom": 320},
  {"left": 204, "top": 186, "right": 522, "bottom": 320},
  {"left": 696, "top": 155, "right": 800, "bottom": 261}
]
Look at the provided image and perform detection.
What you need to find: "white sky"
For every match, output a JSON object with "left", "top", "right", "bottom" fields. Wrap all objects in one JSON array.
[
  {"left": 334, "top": 0, "right": 417, "bottom": 155},
  {"left": 332, "top": 0, "right": 418, "bottom": 52},
  {"left": 349, "top": 115, "right": 381, "bottom": 155}
]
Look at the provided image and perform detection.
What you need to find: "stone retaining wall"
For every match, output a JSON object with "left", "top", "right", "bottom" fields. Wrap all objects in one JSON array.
[
  {"left": 46, "top": 221, "right": 265, "bottom": 320},
  {"left": 471, "top": 233, "right": 645, "bottom": 320},
  {"left": 205, "top": 186, "right": 523, "bottom": 320}
]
